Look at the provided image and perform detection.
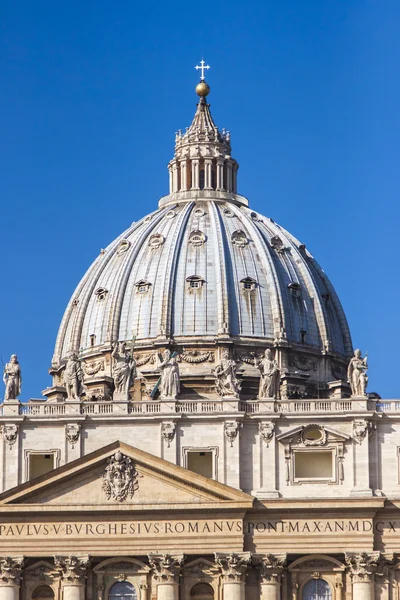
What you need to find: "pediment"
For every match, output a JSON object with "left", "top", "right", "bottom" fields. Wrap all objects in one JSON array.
[
  {"left": 277, "top": 424, "right": 350, "bottom": 445},
  {"left": 0, "top": 441, "right": 253, "bottom": 509}
]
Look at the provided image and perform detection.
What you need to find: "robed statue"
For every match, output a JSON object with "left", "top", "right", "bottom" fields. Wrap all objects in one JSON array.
[
  {"left": 157, "top": 350, "right": 180, "bottom": 399},
  {"left": 64, "top": 352, "right": 84, "bottom": 400},
  {"left": 3, "top": 354, "right": 22, "bottom": 400},
  {"left": 112, "top": 342, "right": 136, "bottom": 400},
  {"left": 255, "top": 349, "right": 280, "bottom": 399},
  {"left": 347, "top": 349, "right": 368, "bottom": 397},
  {"left": 214, "top": 350, "right": 241, "bottom": 398}
]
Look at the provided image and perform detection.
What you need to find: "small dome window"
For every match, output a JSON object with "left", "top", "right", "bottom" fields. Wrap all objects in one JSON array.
[
  {"left": 166, "top": 210, "right": 176, "bottom": 219},
  {"left": 186, "top": 275, "right": 205, "bottom": 289},
  {"left": 270, "top": 236, "right": 284, "bottom": 251},
  {"left": 240, "top": 277, "right": 257, "bottom": 291},
  {"left": 135, "top": 280, "right": 152, "bottom": 294},
  {"left": 193, "top": 207, "right": 206, "bottom": 217},
  {"left": 231, "top": 230, "right": 248, "bottom": 247},
  {"left": 188, "top": 230, "right": 206, "bottom": 246},
  {"left": 250, "top": 211, "right": 259, "bottom": 220},
  {"left": 95, "top": 288, "right": 108, "bottom": 301},
  {"left": 148, "top": 233, "right": 165, "bottom": 249},
  {"left": 117, "top": 239, "right": 131, "bottom": 255},
  {"left": 224, "top": 208, "right": 234, "bottom": 217},
  {"left": 144, "top": 215, "right": 152, "bottom": 223},
  {"left": 288, "top": 282, "right": 302, "bottom": 298}
]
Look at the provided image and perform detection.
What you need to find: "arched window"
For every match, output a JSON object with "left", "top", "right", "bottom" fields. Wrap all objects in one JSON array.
[
  {"left": 190, "top": 583, "right": 214, "bottom": 600},
  {"left": 108, "top": 582, "right": 137, "bottom": 600},
  {"left": 302, "top": 579, "right": 332, "bottom": 600},
  {"left": 32, "top": 586, "right": 54, "bottom": 600}
]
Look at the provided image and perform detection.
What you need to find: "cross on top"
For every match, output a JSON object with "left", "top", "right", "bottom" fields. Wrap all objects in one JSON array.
[{"left": 195, "top": 60, "right": 210, "bottom": 81}]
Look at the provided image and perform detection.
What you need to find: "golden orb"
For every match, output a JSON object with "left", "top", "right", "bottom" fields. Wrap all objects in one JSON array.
[{"left": 196, "top": 81, "right": 210, "bottom": 97}]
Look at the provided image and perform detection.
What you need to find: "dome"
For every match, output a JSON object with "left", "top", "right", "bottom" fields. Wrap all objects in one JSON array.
[{"left": 50, "top": 81, "right": 353, "bottom": 401}]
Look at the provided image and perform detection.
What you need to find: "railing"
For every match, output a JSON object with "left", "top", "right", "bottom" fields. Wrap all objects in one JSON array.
[{"left": 13, "top": 398, "right": 400, "bottom": 418}]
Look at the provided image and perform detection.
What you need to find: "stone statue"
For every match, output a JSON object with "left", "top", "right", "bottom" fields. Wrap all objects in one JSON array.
[
  {"left": 347, "top": 349, "right": 368, "bottom": 397},
  {"left": 214, "top": 350, "right": 240, "bottom": 398},
  {"left": 255, "top": 349, "right": 280, "bottom": 399},
  {"left": 64, "top": 352, "right": 84, "bottom": 400},
  {"left": 112, "top": 342, "right": 136, "bottom": 400},
  {"left": 3, "top": 354, "right": 22, "bottom": 400},
  {"left": 157, "top": 350, "right": 180, "bottom": 399}
]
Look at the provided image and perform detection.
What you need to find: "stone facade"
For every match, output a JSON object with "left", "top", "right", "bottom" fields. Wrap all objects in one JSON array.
[{"left": 1, "top": 74, "right": 398, "bottom": 600}]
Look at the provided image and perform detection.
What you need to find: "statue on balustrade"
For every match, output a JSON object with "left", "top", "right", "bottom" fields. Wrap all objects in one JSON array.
[
  {"left": 112, "top": 341, "right": 137, "bottom": 400},
  {"left": 255, "top": 348, "right": 280, "bottom": 399},
  {"left": 157, "top": 349, "right": 180, "bottom": 399},
  {"left": 347, "top": 349, "right": 368, "bottom": 397},
  {"left": 3, "top": 354, "right": 22, "bottom": 400},
  {"left": 64, "top": 351, "right": 84, "bottom": 400},
  {"left": 214, "top": 350, "right": 241, "bottom": 398}
]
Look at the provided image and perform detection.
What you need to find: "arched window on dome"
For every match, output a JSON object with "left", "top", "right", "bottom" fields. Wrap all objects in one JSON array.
[
  {"left": 190, "top": 583, "right": 214, "bottom": 600},
  {"left": 32, "top": 585, "right": 54, "bottom": 600},
  {"left": 108, "top": 582, "right": 137, "bottom": 600},
  {"left": 302, "top": 578, "right": 332, "bottom": 600}
]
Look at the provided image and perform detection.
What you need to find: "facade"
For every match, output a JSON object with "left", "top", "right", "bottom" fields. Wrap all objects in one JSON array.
[{"left": 0, "top": 74, "right": 399, "bottom": 600}]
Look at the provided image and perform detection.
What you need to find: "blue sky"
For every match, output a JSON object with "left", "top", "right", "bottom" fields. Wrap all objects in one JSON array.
[{"left": 1, "top": 0, "right": 399, "bottom": 399}]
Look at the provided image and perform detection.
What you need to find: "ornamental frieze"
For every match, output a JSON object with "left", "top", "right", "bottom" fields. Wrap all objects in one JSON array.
[{"left": 102, "top": 451, "right": 139, "bottom": 502}]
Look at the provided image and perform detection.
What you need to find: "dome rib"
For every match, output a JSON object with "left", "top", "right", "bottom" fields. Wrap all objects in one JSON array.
[{"left": 209, "top": 202, "right": 230, "bottom": 335}]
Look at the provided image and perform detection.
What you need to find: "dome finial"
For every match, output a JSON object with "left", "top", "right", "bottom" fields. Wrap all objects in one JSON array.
[{"left": 195, "top": 59, "right": 210, "bottom": 97}]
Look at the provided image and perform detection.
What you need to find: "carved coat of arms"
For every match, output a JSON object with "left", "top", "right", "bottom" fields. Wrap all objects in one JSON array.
[{"left": 102, "top": 451, "right": 139, "bottom": 502}]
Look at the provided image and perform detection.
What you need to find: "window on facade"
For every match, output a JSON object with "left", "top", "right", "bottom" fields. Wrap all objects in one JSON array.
[
  {"left": 108, "top": 582, "right": 137, "bottom": 600},
  {"left": 187, "top": 451, "right": 213, "bottom": 478},
  {"left": 302, "top": 578, "right": 332, "bottom": 600},
  {"left": 32, "top": 586, "right": 54, "bottom": 600},
  {"left": 190, "top": 583, "right": 214, "bottom": 600},
  {"left": 29, "top": 454, "right": 55, "bottom": 480},
  {"left": 294, "top": 451, "right": 333, "bottom": 480}
]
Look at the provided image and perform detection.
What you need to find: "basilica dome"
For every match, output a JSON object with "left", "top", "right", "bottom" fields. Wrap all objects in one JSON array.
[{"left": 51, "top": 83, "right": 353, "bottom": 400}]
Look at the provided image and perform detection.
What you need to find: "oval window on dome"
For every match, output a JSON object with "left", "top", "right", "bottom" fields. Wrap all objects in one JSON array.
[
  {"left": 148, "top": 234, "right": 165, "bottom": 249},
  {"left": 144, "top": 215, "right": 152, "bottom": 223},
  {"left": 250, "top": 211, "right": 259, "bottom": 220},
  {"left": 193, "top": 208, "right": 206, "bottom": 217},
  {"left": 117, "top": 239, "right": 131, "bottom": 255},
  {"left": 224, "top": 208, "right": 234, "bottom": 217},
  {"left": 94, "top": 287, "right": 108, "bottom": 301},
  {"left": 188, "top": 230, "right": 206, "bottom": 246},
  {"left": 231, "top": 230, "right": 248, "bottom": 247},
  {"left": 166, "top": 210, "right": 176, "bottom": 219}
]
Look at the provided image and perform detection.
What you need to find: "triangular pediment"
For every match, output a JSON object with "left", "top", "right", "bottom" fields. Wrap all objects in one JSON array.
[
  {"left": 276, "top": 424, "right": 350, "bottom": 444},
  {"left": 0, "top": 441, "right": 253, "bottom": 509}
]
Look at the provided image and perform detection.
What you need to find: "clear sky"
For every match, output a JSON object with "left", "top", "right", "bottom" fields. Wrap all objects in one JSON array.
[{"left": 1, "top": 0, "right": 399, "bottom": 399}]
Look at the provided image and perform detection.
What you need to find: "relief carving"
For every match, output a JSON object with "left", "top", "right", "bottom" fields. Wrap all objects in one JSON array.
[
  {"left": 102, "top": 451, "right": 139, "bottom": 502},
  {"left": 289, "top": 355, "right": 317, "bottom": 372},
  {"left": 82, "top": 359, "right": 105, "bottom": 377},
  {"left": 353, "top": 420, "right": 369, "bottom": 444},
  {"left": 253, "top": 554, "right": 286, "bottom": 583},
  {"left": 259, "top": 422, "right": 275, "bottom": 446},
  {"left": 3, "top": 424, "right": 18, "bottom": 449},
  {"left": 135, "top": 354, "right": 155, "bottom": 367},
  {"left": 345, "top": 552, "right": 380, "bottom": 583},
  {"left": 65, "top": 424, "right": 80, "bottom": 448},
  {"left": 224, "top": 421, "right": 241, "bottom": 447},
  {"left": 161, "top": 422, "right": 176, "bottom": 448},
  {"left": 214, "top": 553, "right": 251, "bottom": 582},
  {"left": 179, "top": 351, "right": 214, "bottom": 364}
]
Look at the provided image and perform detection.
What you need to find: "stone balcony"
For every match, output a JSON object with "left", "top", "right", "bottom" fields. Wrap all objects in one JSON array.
[{"left": 0, "top": 396, "right": 397, "bottom": 419}]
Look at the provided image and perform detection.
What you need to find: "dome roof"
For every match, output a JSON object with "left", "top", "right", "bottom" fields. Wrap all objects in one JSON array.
[
  {"left": 53, "top": 198, "right": 352, "bottom": 362},
  {"left": 51, "top": 80, "right": 353, "bottom": 400}
]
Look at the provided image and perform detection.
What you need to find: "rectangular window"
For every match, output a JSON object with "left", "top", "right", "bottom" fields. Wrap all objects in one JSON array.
[
  {"left": 294, "top": 451, "right": 333, "bottom": 480},
  {"left": 29, "top": 454, "right": 55, "bottom": 480},
  {"left": 187, "top": 451, "right": 213, "bottom": 478}
]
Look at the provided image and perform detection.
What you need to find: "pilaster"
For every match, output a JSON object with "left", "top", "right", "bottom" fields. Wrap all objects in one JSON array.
[
  {"left": 351, "top": 420, "right": 373, "bottom": 496},
  {"left": 254, "top": 554, "right": 286, "bottom": 600},
  {"left": 54, "top": 555, "right": 89, "bottom": 600},
  {"left": 215, "top": 553, "right": 251, "bottom": 600},
  {"left": 148, "top": 554, "right": 184, "bottom": 600},
  {"left": 0, "top": 557, "right": 23, "bottom": 600},
  {"left": 345, "top": 552, "right": 380, "bottom": 600},
  {"left": 2, "top": 423, "right": 19, "bottom": 489}
]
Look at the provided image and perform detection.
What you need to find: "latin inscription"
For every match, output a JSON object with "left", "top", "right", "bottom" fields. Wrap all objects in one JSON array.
[{"left": 0, "top": 519, "right": 398, "bottom": 538}]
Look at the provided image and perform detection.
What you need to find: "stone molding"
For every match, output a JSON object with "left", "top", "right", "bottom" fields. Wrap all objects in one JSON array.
[
  {"left": 0, "top": 557, "right": 24, "bottom": 586},
  {"left": 148, "top": 554, "right": 184, "bottom": 583},
  {"left": 54, "top": 555, "right": 90, "bottom": 584},
  {"left": 214, "top": 552, "right": 251, "bottom": 582}
]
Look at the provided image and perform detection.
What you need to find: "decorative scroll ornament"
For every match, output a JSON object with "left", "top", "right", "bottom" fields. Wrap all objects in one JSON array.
[
  {"left": 102, "top": 451, "right": 139, "bottom": 502},
  {"left": 353, "top": 420, "right": 369, "bottom": 444},
  {"left": 161, "top": 422, "right": 176, "bottom": 448},
  {"left": 300, "top": 425, "right": 327, "bottom": 447},
  {"left": 289, "top": 355, "right": 317, "bottom": 372},
  {"left": 82, "top": 360, "right": 105, "bottom": 377},
  {"left": 3, "top": 424, "right": 18, "bottom": 449},
  {"left": 224, "top": 421, "right": 241, "bottom": 447},
  {"left": 0, "top": 557, "right": 24, "bottom": 584},
  {"left": 54, "top": 555, "right": 90, "bottom": 583},
  {"left": 345, "top": 552, "right": 380, "bottom": 583},
  {"left": 65, "top": 424, "right": 80, "bottom": 449},
  {"left": 214, "top": 553, "right": 251, "bottom": 582},
  {"left": 148, "top": 554, "right": 184, "bottom": 583},
  {"left": 253, "top": 554, "right": 286, "bottom": 583},
  {"left": 135, "top": 353, "right": 155, "bottom": 367},
  {"left": 259, "top": 422, "right": 275, "bottom": 446}
]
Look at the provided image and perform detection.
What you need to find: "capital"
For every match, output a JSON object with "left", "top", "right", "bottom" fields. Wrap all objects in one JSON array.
[
  {"left": 0, "top": 557, "right": 24, "bottom": 586},
  {"left": 345, "top": 552, "right": 381, "bottom": 583},
  {"left": 253, "top": 553, "right": 286, "bottom": 583},
  {"left": 54, "top": 555, "right": 90, "bottom": 584},
  {"left": 215, "top": 553, "right": 251, "bottom": 582},
  {"left": 148, "top": 554, "right": 184, "bottom": 583}
]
